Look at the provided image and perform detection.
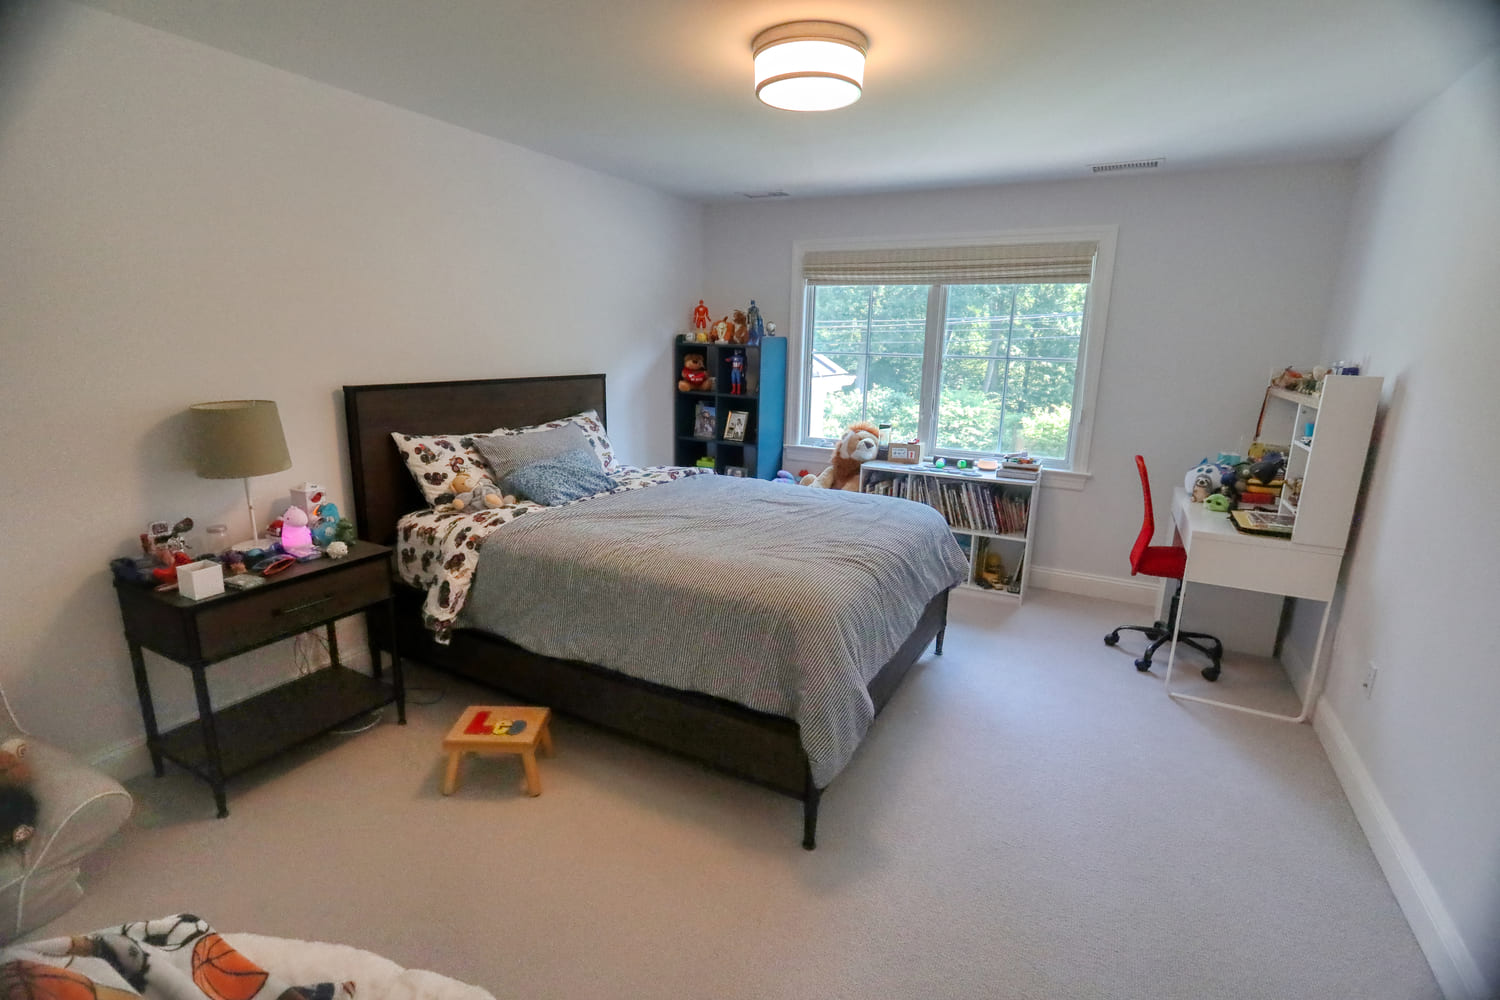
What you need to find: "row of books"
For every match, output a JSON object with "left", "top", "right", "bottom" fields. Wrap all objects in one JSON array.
[{"left": 865, "top": 474, "right": 1031, "bottom": 535}]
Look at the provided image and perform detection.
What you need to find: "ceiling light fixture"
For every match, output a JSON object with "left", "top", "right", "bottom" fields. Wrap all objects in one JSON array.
[{"left": 752, "top": 21, "right": 868, "bottom": 112}]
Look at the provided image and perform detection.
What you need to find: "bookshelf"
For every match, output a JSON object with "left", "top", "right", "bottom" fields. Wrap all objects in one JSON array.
[
  {"left": 673, "top": 337, "right": 787, "bottom": 479},
  {"left": 858, "top": 460, "right": 1041, "bottom": 602}
]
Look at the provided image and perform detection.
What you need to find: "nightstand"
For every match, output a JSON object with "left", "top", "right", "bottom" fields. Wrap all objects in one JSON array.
[{"left": 114, "top": 541, "right": 405, "bottom": 817}]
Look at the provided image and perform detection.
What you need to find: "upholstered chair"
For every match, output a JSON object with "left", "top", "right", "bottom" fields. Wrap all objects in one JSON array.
[{"left": 0, "top": 688, "right": 132, "bottom": 941}]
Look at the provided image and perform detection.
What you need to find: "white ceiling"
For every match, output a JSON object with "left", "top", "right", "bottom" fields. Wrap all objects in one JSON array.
[{"left": 76, "top": 0, "right": 1500, "bottom": 203}]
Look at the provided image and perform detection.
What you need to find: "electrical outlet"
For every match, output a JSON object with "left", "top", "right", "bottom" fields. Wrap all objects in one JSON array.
[{"left": 1362, "top": 662, "right": 1379, "bottom": 699}]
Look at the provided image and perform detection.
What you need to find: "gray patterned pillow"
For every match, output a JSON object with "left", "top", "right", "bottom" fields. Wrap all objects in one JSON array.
[
  {"left": 474, "top": 423, "right": 596, "bottom": 482},
  {"left": 502, "top": 448, "right": 617, "bottom": 506}
]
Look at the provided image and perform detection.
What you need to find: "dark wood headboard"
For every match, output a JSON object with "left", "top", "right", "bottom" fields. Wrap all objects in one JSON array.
[{"left": 342, "top": 375, "right": 608, "bottom": 546}]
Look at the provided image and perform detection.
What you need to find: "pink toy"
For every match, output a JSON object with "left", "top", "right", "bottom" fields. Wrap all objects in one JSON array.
[{"left": 279, "top": 506, "right": 314, "bottom": 553}]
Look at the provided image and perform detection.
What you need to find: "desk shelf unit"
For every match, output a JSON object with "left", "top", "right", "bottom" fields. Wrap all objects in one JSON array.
[
  {"left": 1257, "top": 375, "right": 1383, "bottom": 547},
  {"left": 859, "top": 460, "right": 1040, "bottom": 602}
]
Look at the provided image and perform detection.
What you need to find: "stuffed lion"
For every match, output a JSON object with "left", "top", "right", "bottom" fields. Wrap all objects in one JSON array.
[{"left": 801, "top": 422, "right": 880, "bottom": 491}]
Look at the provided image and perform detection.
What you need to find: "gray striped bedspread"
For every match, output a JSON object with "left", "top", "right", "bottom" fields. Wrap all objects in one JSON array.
[{"left": 459, "top": 474, "right": 969, "bottom": 787}]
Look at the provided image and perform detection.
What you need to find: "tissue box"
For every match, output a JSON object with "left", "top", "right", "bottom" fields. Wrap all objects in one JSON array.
[
  {"left": 290, "top": 482, "right": 326, "bottom": 516},
  {"left": 176, "top": 560, "right": 225, "bottom": 600}
]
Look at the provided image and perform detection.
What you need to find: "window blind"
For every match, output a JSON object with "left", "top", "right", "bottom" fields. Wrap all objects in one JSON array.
[{"left": 802, "top": 241, "right": 1097, "bottom": 286}]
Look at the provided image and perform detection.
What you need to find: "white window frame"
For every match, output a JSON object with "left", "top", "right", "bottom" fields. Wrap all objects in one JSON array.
[{"left": 788, "top": 226, "right": 1117, "bottom": 490}]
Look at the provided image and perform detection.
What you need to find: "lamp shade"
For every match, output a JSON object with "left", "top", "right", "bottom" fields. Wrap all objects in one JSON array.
[
  {"left": 189, "top": 400, "right": 292, "bottom": 479},
  {"left": 753, "top": 21, "right": 868, "bottom": 112}
]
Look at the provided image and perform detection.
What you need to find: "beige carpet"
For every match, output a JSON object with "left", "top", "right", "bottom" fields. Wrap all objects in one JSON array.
[{"left": 40, "top": 590, "right": 1438, "bottom": 999}]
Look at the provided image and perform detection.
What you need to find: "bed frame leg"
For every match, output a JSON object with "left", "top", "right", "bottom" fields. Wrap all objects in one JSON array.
[
  {"left": 802, "top": 791, "right": 821, "bottom": 850},
  {"left": 935, "top": 627, "right": 946, "bottom": 655}
]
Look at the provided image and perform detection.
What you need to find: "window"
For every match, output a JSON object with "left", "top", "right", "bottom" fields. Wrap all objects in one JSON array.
[{"left": 796, "top": 231, "right": 1115, "bottom": 477}]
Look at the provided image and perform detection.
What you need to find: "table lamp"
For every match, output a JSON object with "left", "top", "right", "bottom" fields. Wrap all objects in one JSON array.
[{"left": 188, "top": 400, "right": 292, "bottom": 550}]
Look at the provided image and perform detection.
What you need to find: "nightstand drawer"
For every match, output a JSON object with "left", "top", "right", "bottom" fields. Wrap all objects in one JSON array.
[{"left": 195, "top": 558, "right": 390, "bottom": 660}]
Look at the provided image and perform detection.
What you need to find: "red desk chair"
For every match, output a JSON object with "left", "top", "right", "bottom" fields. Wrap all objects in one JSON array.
[{"left": 1104, "top": 455, "right": 1224, "bottom": 681}]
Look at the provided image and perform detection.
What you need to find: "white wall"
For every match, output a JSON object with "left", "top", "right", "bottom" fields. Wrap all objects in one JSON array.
[
  {"left": 0, "top": 2, "right": 703, "bottom": 768},
  {"left": 1307, "top": 53, "right": 1500, "bottom": 1000},
  {"left": 702, "top": 164, "right": 1356, "bottom": 594}
]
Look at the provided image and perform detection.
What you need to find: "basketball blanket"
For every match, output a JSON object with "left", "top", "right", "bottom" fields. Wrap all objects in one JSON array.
[{"left": 0, "top": 913, "right": 352, "bottom": 999}]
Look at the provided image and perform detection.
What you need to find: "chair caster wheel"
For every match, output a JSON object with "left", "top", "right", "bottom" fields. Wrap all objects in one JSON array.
[
  {"left": 1135, "top": 658, "right": 1152, "bottom": 672},
  {"left": 1202, "top": 665, "right": 1221, "bottom": 682},
  {"left": 1104, "top": 633, "right": 1119, "bottom": 646}
]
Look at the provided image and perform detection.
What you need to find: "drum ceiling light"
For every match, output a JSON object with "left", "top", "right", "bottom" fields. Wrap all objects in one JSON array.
[{"left": 752, "top": 21, "right": 869, "bottom": 112}]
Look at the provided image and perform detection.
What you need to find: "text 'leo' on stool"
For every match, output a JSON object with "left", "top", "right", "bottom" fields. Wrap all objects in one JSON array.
[{"left": 442, "top": 706, "right": 553, "bottom": 797}]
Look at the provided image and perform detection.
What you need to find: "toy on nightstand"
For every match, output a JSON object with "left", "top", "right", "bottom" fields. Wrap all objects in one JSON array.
[
  {"left": 729, "top": 351, "right": 745, "bottom": 395},
  {"left": 278, "top": 507, "right": 319, "bottom": 560}
]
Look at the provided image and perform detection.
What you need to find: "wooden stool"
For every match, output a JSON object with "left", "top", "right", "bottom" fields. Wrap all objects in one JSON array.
[{"left": 441, "top": 705, "right": 553, "bottom": 797}]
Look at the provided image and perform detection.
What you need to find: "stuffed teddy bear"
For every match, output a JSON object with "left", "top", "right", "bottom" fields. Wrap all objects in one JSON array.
[
  {"left": 729, "top": 309, "right": 749, "bottom": 344},
  {"left": 679, "top": 353, "right": 714, "bottom": 391},
  {"left": 438, "top": 472, "right": 514, "bottom": 512},
  {"left": 801, "top": 422, "right": 881, "bottom": 491},
  {"left": 0, "top": 737, "right": 37, "bottom": 850}
]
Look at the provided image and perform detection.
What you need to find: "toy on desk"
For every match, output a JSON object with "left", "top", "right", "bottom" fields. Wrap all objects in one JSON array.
[
  {"left": 728, "top": 351, "right": 745, "bottom": 395},
  {"left": 1204, "top": 493, "right": 1232, "bottom": 513},
  {"left": 1185, "top": 460, "right": 1219, "bottom": 502},
  {"left": 325, "top": 540, "right": 349, "bottom": 559}
]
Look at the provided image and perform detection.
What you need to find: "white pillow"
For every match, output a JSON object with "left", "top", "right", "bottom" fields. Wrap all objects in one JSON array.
[{"left": 390, "top": 431, "right": 495, "bottom": 507}]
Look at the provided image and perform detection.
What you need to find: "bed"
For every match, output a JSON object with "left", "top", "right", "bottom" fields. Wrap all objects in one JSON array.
[{"left": 343, "top": 374, "right": 961, "bottom": 848}]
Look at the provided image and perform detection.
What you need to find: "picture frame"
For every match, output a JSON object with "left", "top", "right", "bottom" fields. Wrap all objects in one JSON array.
[
  {"left": 692, "top": 402, "right": 717, "bottom": 439},
  {"left": 723, "top": 410, "right": 749, "bottom": 442},
  {"left": 723, "top": 466, "right": 746, "bottom": 477}
]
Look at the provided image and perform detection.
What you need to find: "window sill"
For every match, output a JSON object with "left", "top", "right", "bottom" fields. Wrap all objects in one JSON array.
[{"left": 1039, "top": 468, "right": 1089, "bottom": 491}]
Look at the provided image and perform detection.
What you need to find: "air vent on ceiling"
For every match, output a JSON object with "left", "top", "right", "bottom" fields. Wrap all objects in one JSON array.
[
  {"left": 740, "top": 190, "right": 791, "bottom": 199},
  {"left": 1090, "top": 158, "right": 1163, "bottom": 174}
]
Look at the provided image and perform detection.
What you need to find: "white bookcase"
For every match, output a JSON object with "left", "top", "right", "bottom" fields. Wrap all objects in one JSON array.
[
  {"left": 1258, "top": 374, "right": 1383, "bottom": 548},
  {"left": 858, "top": 460, "right": 1041, "bottom": 602}
]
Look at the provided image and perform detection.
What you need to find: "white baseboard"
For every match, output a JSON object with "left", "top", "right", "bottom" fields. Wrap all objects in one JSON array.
[
  {"left": 91, "top": 644, "right": 378, "bottom": 783},
  {"left": 1316, "top": 701, "right": 1493, "bottom": 1000},
  {"left": 1029, "top": 565, "right": 1160, "bottom": 607}
]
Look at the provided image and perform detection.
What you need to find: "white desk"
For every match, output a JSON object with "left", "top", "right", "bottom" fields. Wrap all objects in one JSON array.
[{"left": 1164, "top": 488, "right": 1345, "bottom": 722}]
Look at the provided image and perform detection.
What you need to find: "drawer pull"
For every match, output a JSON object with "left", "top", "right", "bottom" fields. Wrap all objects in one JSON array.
[{"left": 274, "top": 596, "right": 334, "bottom": 616}]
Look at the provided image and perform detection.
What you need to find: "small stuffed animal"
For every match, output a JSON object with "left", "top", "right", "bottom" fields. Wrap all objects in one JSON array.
[
  {"left": 0, "top": 737, "right": 37, "bottom": 849},
  {"left": 1184, "top": 460, "right": 1218, "bottom": 502},
  {"left": 440, "top": 472, "right": 513, "bottom": 512},
  {"left": 801, "top": 422, "right": 881, "bottom": 491},
  {"left": 679, "top": 353, "right": 714, "bottom": 392},
  {"left": 729, "top": 309, "right": 749, "bottom": 344}
]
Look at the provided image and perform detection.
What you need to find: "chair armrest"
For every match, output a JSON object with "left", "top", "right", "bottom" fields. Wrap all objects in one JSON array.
[{"left": 0, "top": 739, "right": 131, "bottom": 939}]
